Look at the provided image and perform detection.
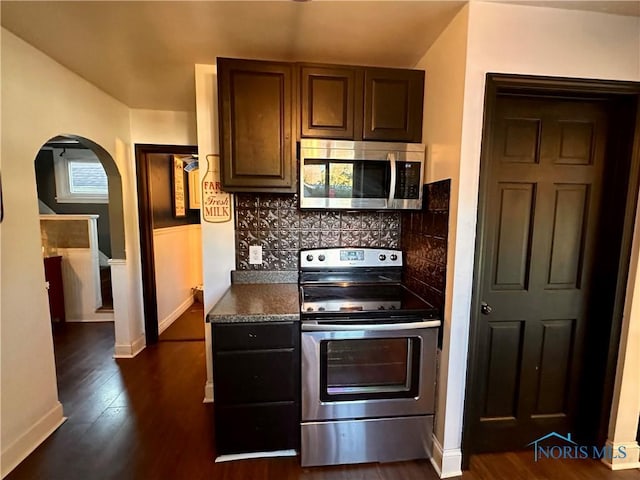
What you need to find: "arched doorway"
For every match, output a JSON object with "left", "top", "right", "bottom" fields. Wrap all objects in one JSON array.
[{"left": 33, "top": 134, "right": 126, "bottom": 341}]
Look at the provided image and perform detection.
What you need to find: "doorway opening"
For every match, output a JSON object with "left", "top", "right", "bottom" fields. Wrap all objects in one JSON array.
[
  {"left": 36, "top": 136, "right": 115, "bottom": 322},
  {"left": 464, "top": 75, "right": 640, "bottom": 462},
  {"left": 134, "top": 144, "right": 202, "bottom": 346},
  {"left": 33, "top": 133, "right": 127, "bottom": 423}
]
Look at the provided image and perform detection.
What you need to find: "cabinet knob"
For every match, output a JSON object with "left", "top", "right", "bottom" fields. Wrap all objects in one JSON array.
[
  {"left": 481, "top": 302, "right": 493, "bottom": 315},
  {"left": 248, "top": 333, "right": 256, "bottom": 338}
]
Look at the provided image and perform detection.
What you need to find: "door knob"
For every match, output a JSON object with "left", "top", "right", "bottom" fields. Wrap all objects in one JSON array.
[{"left": 481, "top": 302, "right": 493, "bottom": 315}]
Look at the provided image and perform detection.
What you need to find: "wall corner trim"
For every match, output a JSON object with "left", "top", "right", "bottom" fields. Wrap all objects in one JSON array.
[
  {"left": 113, "top": 334, "right": 146, "bottom": 359},
  {"left": 1, "top": 402, "right": 66, "bottom": 478},
  {"left": 430, "top": 434, "right": 463, "bottom": 478},
  {"left": 601, "top": 440, "right": 640, "bottom": 470},
  {"left": 203, "top": 381, "right": 214, "bottom": 403}
]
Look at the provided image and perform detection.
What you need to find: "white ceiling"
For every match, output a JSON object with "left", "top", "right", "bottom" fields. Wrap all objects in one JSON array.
[{"left": 2, "top": 1, "right": 639, "bottom": 112}]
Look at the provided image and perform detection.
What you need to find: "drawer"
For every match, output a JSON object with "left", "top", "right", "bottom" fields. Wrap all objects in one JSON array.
[
  {"left": 215, "top": 402, "right": 299, "bottom": 455},
  {"left": 214, "top": 350, "right": 298, "bottom": 404},
  {"left": 213, "top": 322, "right": 297, "bottom": 351}
]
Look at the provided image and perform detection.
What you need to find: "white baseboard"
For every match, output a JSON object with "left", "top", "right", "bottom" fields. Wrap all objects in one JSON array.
[
  {"left": 430, "top": 434, "right": 463, "bottom": 478},
  {"left": 430, "top": 434, "right": 444, "bottom": 477},
  {"left": 602, "top": 440, "right": 640, "bottom": 470},
  {"left": 158, "top": 296, "right": 194, "bottom": 335},
  {"left": 66, "top": 314, "right": 114, "bottom": 323},
  {"left": 1, "top": 402, "right": 66, "bottom": 478},
  {"left": 203, "top": 381, "right": 214, "bottom": 403},
  {"left": 113, "top": 334, "right": 146, "bottom": 358}
]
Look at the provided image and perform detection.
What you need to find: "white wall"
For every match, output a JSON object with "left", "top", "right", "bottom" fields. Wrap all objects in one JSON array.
[
  {"left": 153, "top": 224, "right": 203, "bottom": 333},
  {"left": 0, "top": 28, "right": 138, "bottom": 476},
  {"left": 606, "top": 188, "right": 640, "bottom": 470},
  {"left": 413, "top": 5, "right": 469, "bottom": 477},
  {"left": 129, "top": 109, "right": 200, "bottom": 335},
  {"left": 129, "top": 109, "right": 197, "bottom": 146},
  {"left": 430, "top": 3, "right": 640, "bottom": 477},
  {"left": 194, "top": 64, "right": 237, "bottom": 402}
]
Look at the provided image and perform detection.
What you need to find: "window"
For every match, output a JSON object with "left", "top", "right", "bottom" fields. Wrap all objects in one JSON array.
[{"left": 53, "top": 148, "right": 108, "bottom": 203}]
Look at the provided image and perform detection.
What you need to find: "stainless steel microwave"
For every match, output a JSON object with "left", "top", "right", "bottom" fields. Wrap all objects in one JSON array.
[{"left": 299, "top": 139, "right": 425, "bottom": 210}]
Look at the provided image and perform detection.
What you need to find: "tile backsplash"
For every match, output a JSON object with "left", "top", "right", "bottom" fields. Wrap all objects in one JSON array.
[
  {"left": 235, "top": 193, "right": 401, "bottom": 270},
  {"left": 402, "top": 180, "right": 450, "bottom": 313}
]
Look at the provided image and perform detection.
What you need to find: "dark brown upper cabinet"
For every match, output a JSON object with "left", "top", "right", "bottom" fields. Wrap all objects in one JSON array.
[
  {"left": 363, "top": 68, "right": 425, "bottom": 142},
  {"left": 300, "top": 65, "right": 424, "bottom": 142},
  {"left": 300, "top": 66, "right": 362, "bottom": 140},
  {"left": 217, "top": 58, "right": 296, "bottom": 192},
  {"left": 218, "top": 58, "right": 425, "bottom": 192}
]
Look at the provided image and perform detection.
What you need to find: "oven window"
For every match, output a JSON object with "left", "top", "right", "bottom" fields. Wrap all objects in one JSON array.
[{"left": 320, "top": 337, "right": 421, "bottom": 402}]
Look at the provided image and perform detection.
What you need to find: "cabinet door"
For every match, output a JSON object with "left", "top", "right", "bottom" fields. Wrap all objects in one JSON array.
[
  {"left": 300, "top": 66, "right": 360, "bottom": 140},
  {"left": 363, "top": 68, "right": 424, "bottom": 142},
  {"left": 214, "top": 349, "right": 297, "bottom": 404},
  {"left": 217, "top": 58, "right": 295, "bottom": 192},
  {"left": 215, "top": 403, "right": 299, "bottom": 454}
]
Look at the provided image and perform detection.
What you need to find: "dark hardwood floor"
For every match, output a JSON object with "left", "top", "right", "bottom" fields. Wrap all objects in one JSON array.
[
  {"left": 7, "top": 321, "right": 639, "bottom": 480},
  {"left": 159, "top": 302, "right": 205, "bottom": 342}
]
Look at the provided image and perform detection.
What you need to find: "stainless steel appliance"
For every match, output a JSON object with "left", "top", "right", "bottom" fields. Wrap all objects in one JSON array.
[
  {"left": 299, "top": 139, "right": 425, "bottom": 210},
  {"left": 299, "top": 247, "right": 440, "bottom": 467}
]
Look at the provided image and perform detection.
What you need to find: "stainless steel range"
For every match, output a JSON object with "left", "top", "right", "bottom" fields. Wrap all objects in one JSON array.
[{"left": 299, "top": 247, "right": 441, "bottom": 467}]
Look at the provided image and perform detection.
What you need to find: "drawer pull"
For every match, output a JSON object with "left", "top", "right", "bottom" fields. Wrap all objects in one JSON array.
[{"left": 248, "top": 333, "right": 257, "bottom": 338}]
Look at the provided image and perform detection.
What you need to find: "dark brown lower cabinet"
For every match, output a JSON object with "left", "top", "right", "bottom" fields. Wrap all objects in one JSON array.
[
  {"left": 215, "top": 403, "right": 299, "bottom": 454},
  {"left": 212, "top": 322, "right": 300, "bottom": 455}
]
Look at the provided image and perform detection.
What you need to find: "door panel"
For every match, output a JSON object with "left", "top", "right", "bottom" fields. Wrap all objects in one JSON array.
[
  {"left": 471, "top": 95, "right": 609, "bottom": 451},
  {"left": 555, "top": 121, "right": 595, "bottom": 165},
  {"left": 547, "top": 185, "right": 589, "bottom": 288},
  {"left": 492, "top": 183, "right": 535, "bottom": 290},
  {"left": 534, "top": 319, "right": 575, "bottom": 415},
  {"left": 501, "top": 119, "right": 541, "bottom": 163},
  {"left": 481, "top": 320, "right": 524, "bottom": 420}
]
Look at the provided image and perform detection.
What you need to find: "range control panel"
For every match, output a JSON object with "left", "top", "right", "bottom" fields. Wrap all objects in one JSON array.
[{"left": 299, "top": 248, "right": 402, "bottom": 269}]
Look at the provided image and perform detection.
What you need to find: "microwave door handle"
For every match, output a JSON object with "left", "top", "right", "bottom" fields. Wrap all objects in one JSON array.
[
  {"left": 387, "top": 152, "right": 396, "bottom": 207},
  {"left": 301, "top": 320, "right": 441, "bottom": 332}
]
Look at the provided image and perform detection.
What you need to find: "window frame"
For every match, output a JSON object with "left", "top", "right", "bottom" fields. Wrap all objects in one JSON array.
[{"left": 52, "top": 148, "right": 109, "bottom": 204}]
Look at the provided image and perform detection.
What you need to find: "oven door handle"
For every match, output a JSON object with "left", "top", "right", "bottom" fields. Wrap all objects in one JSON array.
[{"left": 301, "top": 320, "right": 441, "bottom": 332}]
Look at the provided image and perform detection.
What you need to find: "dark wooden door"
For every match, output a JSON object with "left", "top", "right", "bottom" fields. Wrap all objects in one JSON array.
[
  {"left": 362, "top": 68, "right": 424, "bottom": 142},
  {"left": 471, "top": 95, "right": 611, "bottom": 451},
  {"left": 44, "top": 255, "right": 65, "bottom": 322},
  {"left": 217, "top": 58, "right": 295, "bottom": 192},
  {"left": 300, "top": 65, "right": 361, "bottom": 140}
]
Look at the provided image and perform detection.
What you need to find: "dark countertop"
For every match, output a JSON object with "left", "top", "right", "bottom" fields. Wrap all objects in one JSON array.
[
  {"left": 230, "top": 269, "right": 297, "bottom": 284},
  {"left": 207, "top": 283, "right": 300, "bottom": 323}
]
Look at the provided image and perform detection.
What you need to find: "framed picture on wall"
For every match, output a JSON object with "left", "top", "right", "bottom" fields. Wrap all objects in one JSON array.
[
  {"left": 188, "top": 170, "right": 200, "bottom": 209},
  {"left": 172, "top": 156, "right": 186, "bottom": 218}
]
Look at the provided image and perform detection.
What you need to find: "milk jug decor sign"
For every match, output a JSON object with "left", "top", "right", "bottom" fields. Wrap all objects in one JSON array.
[{"left": 202, "top": 154, "right": 232, "bottom": 223}]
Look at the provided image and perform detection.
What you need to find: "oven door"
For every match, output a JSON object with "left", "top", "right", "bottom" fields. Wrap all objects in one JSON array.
[{"left": 301, "top": 321, "right": 439, "bottom": 422}]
